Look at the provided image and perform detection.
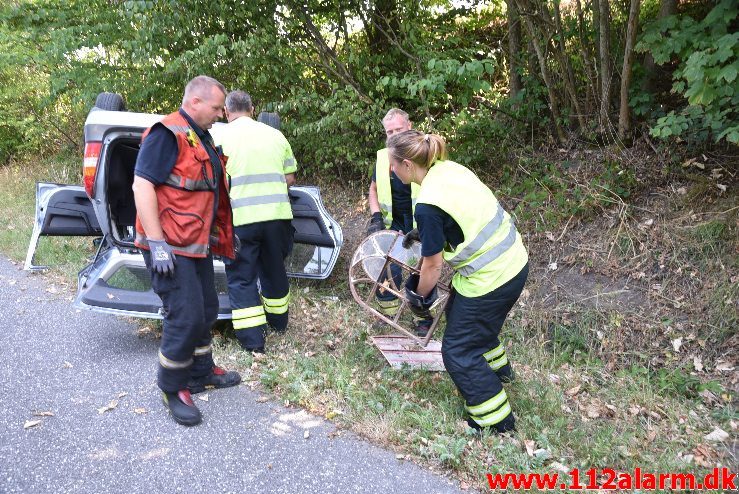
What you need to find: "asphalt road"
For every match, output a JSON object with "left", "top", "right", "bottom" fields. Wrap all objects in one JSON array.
[{"left": 0, "top": 257, "right": 465, "bottom": 494}]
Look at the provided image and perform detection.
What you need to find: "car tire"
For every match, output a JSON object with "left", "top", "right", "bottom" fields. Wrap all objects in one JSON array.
[
  {"left": 94, "top": 92, "right": 126, "bottom": 111},
  {"left": 257, "top": 111, "right": 281, "bottom": 130}
]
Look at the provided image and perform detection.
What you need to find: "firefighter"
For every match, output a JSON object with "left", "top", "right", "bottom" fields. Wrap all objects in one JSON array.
[
  {"left": 366, "top": 109, "right": 423, "bottom": 323},
  {"left": 213, "top": 91, "right": 297, "bottom": 353},
  {"left": 132, "top": 75, "right": 242, "bottom": 427},
  {"left": 389, "top": 130, "right": 529, "bottom": 434}
]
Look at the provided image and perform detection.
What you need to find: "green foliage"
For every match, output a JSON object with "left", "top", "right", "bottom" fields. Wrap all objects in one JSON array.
[{"left": 637, "top": 0, "right": 739, "bottom": 144}]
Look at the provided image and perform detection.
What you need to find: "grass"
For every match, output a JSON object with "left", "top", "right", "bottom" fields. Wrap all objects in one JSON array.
[{"left": 2, "top": 151, "right": 736, "bottom": 490}]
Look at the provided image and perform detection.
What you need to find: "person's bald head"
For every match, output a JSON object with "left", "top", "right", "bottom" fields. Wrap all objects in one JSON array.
[{"left": 181, "top": 75, "right": 226, "bottom": 129}]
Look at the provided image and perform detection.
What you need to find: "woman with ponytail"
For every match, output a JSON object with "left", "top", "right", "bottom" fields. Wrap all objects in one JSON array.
[{"left": 388, "top": 130, "right": 529, "bottom": 434}]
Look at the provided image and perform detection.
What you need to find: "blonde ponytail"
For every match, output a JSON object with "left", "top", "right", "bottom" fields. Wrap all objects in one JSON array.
[{"left": 387, "top": 130, "right": 447, "bottom": 170}]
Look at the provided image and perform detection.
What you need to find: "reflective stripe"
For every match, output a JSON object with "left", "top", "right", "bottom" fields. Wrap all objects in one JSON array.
[
  {"left": 448, "top": 203, "right": 504, "bottom": 267},
  {"left": 231, "top": 173, "right": 286, "bottom": 187},
  {"left": 193, "top": 345, "right": 212, "bottom": 356},
  {"left": 465, "top": 389, "right": 508, "bottom": 416},
  {"left": 232, "top": 306, "right": 267, "bottom": 329},
  {"left": 284, "top": 158, "right": 295, "bottom": 168},
  {"left": 164, "top": 124, "right": 190, "bottom": 134},
  {"left": 232, "top": 194, "right": 290, "bottom": 208},
  {"left": 470, "top": 402, "right": 512, "bottom": 427},
  {"left": 457, "top": 223, "right": 518, "bottom": 277},
  {"left": 483, "top": 344, "right": 505, "bottom": 361},
  {"left": 262, "top": 292, "right": 290, "bottom": 315},
  {"left": 158, "top": 350, "right": 193, "bottom": 369},
  {"left": 164, "top": 173, "right": 214, "bottom": 191},
  {"left": 135, "top": 234, "right": 209, "bottom": 255},
  {"left": 489, "top": 354, "right": 509, "bottom": 370}
]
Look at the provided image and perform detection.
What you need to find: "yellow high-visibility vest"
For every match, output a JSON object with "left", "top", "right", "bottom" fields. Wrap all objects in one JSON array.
[
  {"left": 214, "top": 116, "right": 297, "bottom": 226},
  {"left": 416, "top": 160, "right": 528, "bottom": 297},
  {"left": 375, "top": 148, "right": 419, "bottom": 228}
]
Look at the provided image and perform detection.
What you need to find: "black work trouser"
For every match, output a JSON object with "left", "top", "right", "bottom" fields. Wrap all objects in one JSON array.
[
  {"left": 442, "top": 264, "right": 529, "bottom": 430},
  {"left": 375, "top": 219, "right": 410, "bottom": 302},
  {"left": 226, "top": 220, "right": 293, "bottom": 349},
  {"left": 143, "top": 251, "right": 218, "bottom": 393}
]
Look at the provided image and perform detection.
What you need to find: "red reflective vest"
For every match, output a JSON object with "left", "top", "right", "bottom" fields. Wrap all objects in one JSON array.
[{"left": 134, "top": 111, "right": 234, "bottom": 259}]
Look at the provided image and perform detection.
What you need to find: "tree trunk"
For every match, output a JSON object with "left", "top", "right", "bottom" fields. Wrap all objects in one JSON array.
[
  {"left": 618, "top": 0, "right": 641, "bottom": 140},
  {"left": 575, "top": 0, "right": 598, "bottom": 116},
  {"left": 592, "top": 0, "right": 602, "bottom": 98},
  {"left": 506, "top": 0, "right": 523, "bottom": 99},
  {"left": 519, "top": 11, "right": 566, "bottom": 143},
  {"left": 553, "top": 0, "right": 587, "bottom": 129},
  {"left": 643, "top": 0, "right": 678, "bottom": 92},
  {"left": 598, "top": 0, "right": 612, "bottom": 132}
]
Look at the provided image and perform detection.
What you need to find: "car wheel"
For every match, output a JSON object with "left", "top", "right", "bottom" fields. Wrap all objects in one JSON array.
[
  {"left": 94, "top": 92, "right": 126, "bottom": 111},
  {"left": 257, "top": 111, "right": 281, "bottom": 130}
]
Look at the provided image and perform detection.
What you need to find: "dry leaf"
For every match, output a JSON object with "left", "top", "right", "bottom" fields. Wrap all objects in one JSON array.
[
  {"left": 716, "top": 183, "right": 727, "bottom": 193},
  {"left": 62, "top": 361, "right": 73, "bottom": 369},
  {"left": 97, "top": 399, "right": 119, "bottom": 414},
  {"left": 303, "top": 430, "right": 310, "bottom": 439},
  {"left": 117, "top": 392, "right": 128, "bottom": 398},
  {"left": 524, "top": 439, "right": 536, "bottom": 457},
  {"left": 585, "top": 405, "right": 601, "bottom": 418},
  {"left": 550, "top": 462, "right": 570, "bottom": 474},
  {"left": 24, "top": 419, "right": 42, "bottom": 429},
  {"left": 198, "top": 394, "right": 209, "bottom": 402},
  {"left": 693, "top": 356, "right": 703, "bottom": 372},
  {"left": 704, "top": 427, "right": 729, "bottom": 442},
  {"left": 304, "top": 351, "right": 316, "bottom": 358},
  {"left": 565, "top": 385, "right": 582, "bottom": 396},
  {"left": 133, "top": 408, "right": 147, "bottom": 414},
  {"left": 715, "top": 361, "right": 735, "bottom": 372},
  {"left": 33, "top": 411, "right": 54, "bottom": 417},
  {"left": 395, "top": 454, "right": 404, "bottom": 460},
  {"left": 545, "top": 231, "right": 555, "bottom": 241},
  {"left": 256, "top": 396, "right": 270, "bottom": 403},
  {"left": 671, "top": 337, "right": 683, "bottom": 352},
  {"left": 460, "top": 481, "right": 470, "bottom": 490}
]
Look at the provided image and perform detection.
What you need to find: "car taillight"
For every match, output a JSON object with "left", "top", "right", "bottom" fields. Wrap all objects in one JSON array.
[{"left": 83, "top": 141, "right": 102, "bottom": 197}]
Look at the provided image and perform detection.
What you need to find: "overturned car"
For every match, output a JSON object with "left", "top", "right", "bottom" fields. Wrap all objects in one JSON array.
[{"left": 25, "top": 93, "right": 343, "bottom": 319}]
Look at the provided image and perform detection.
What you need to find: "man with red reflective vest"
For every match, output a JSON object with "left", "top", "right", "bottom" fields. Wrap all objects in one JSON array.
[
  {"left": 213, "top": 91, "right": 297, "bottom": 353},
  {"left": 132, "top": 75, "right": 241, "bottom": 426}
]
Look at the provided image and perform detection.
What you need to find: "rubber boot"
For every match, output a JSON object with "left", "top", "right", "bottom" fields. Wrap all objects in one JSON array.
[
  {"left": 162, "top": 390, "right": 202, "bottom": 426},
  {"left": 188, "top": 366, "right": 242, "bottom": 394}
]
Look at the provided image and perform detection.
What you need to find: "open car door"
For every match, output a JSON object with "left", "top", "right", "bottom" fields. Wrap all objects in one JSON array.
[
  {"left": 24, "top": 183, "right": 102, "bottom": 271},
  {"left": 26, "top": 183, "right": 342, "bottom": 319}
]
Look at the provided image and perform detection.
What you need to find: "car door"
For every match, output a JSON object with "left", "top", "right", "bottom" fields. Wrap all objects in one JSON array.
[
  {"left": 25, "top": 183, "right": 342, "bottom": 319},
  {"left": 24, "top": 182, "right": 102, "bottom": 271}
]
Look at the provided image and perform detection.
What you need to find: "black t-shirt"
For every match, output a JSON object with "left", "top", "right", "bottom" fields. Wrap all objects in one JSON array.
[
  {"left": 372, "top": 169, "right": 413, "bottom": 233},
  {"left": 414, "top": 203, "right": 464, "bottom": 257}
]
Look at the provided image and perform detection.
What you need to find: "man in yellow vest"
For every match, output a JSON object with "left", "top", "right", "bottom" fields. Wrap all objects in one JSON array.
[
  {"left": 214, "top": 91, "right": 297, "bottom": 352},
  {"left": 367, "top": 109, "right": 422, "bottom": 321}
]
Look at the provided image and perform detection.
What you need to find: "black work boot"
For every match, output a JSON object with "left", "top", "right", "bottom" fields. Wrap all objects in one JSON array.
[
  {"left": 162, "top": 390, "right": 202, "bottom": 426},
  {"left": 414, "top": 319, "right": 433, "bottom": 337},
  {"left": 187, "top": 366, "right": 242, "bottom": 394}
]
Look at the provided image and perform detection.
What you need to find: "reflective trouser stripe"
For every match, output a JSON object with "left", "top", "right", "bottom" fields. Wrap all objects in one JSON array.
[
  {"left": 193, "top": 344, "right": 212, "bottom": 356},
  {"left": 262, "top": 292, "right": 290, "bottom": 315},
  {"left": 466, "top": 388, "right": 509, "bottom": 416},
  {"left": 483, "top": 344, "right": 509, "bottom": 370},
  {"left": 469, "top": 402, "right": 512, "bottom": 427},
  {"left": 158, "top": 350, "right": 193, "bottom": 369},
  {"left": 466, "top": 389, "right": 512, "bottom": 427},
  {"left": 232, "top": 306, "right": 267, "bottom": 329}
]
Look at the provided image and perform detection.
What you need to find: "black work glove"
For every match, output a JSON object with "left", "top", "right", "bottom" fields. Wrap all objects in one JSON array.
[
  {"left": 366, "top": 212, "right": 385, "bottom": 235},
  {"left": 402, "top": 228, "right": 420, "bottom": 249},
  {"left": 233, "top": 234, "right": 242, "bottom": 255},
  {"left": 148, "top": 239, "right": 176, "bottom": 276},
  {"left": 404, "top": 273, "right": 438, "bottom": 320}
]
